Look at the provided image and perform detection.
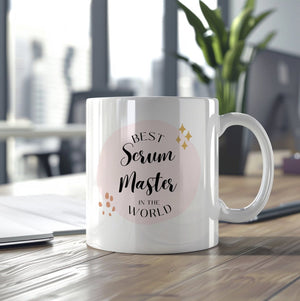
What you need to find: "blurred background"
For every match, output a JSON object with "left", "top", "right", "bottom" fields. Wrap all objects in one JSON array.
[{"left": 0, "top": 0, "right": 299, "bottom": 184}]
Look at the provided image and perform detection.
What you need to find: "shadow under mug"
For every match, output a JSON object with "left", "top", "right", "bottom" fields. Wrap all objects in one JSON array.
[{"left": 86, "top": 97, "right": 274, "bottom": 254}]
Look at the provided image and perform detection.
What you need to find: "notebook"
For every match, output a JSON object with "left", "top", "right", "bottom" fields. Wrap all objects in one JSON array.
[{"left": 0, "top": 195, "right": 85, "bottom": 246}]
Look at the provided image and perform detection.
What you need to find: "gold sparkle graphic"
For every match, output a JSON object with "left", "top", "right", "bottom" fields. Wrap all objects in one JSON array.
[
  {"left": 179, "top": 124, "right": 186, "bottom": 134},
  {"left": 185, "top": 131, "right": 192, "bottom": 141},
  {"left": 177, "top": 123, "right": 192, "bottom": 150}
]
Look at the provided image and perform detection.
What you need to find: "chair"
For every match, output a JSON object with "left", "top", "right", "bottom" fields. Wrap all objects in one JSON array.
[
  {"left": 58, "top": 89, "right": 134, "bottom": 175},
  {"left": 25, "top": 89, "right": 134, "bottom": 176}
]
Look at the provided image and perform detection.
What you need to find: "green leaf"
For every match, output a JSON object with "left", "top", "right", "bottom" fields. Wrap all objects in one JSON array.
[
  {"left": 254, "top": 9, "right": 274, "bottom": 25},
  {"left": 222, "top": 41, "right": 245, "bottom": 81},
  {"left": 229, "top": 7, "right": 253, "bottom": 48},
  {"left": 191, "top": 63, "right": 211, "bottom": 84},
  {"left": 214, "top": 7, "right": 222, "bottom": 19},
  {"left": 198, "top": 35, "right": 217, "bottom": 67},
  {"left": 244, "top": 0, "right": 256, "bottom": 10},
  {"left": 199, "top": 1, "right": 227, "bottom": 53},
  {"left": 242, "top": 9, "right": 275, "bottom": 39},
  {"left": 237, "top": 62, "right": 247, "bottom": 74},
  {"left": 176, "top": 53, "right": 211, "bottom": 84},
  {"left": 177, "top": 1, "right": 217, "bottom": 67},
  {"left": 212, "top": 35, "right": 224, "bottom": 64},
  {"left": 257, "top": 31, "right": 276, "bottom": 50},
  {"left": 177, "top": 1, "right": 206, "bottom": 35},
  {"left": 199, "top": 1, "right": 226, "bottom": 38},
  {"left": 176, "top": 53, "right": 190, "bottom": 62}
]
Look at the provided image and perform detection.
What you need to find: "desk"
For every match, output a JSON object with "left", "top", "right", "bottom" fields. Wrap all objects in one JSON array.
[
  {"left": 0, "top": 123, "right": 86, "bottom": 182},
  {"left": 1, "top": 174, "right": 300, "bottom": 300}
]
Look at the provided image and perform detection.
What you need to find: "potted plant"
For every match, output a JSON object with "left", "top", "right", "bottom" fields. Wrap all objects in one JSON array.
[{"left": 177, "top": 0, "right": 276, "bottom": 174}]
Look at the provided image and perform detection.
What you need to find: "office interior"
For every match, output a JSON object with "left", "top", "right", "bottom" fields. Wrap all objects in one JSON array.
[{"left": 0, "top": 0, "right": 299, "bottom": 185}]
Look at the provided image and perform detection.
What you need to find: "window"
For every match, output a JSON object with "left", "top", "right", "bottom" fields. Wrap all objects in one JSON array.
[
  {"left": 178, "top": 0, "right": 217, "bottom": 96},
  {"left": 8, "top": 0, "right": 91, "bottom": 181},
  {"left": 108, "top": 0, "right": 164, "bottom": 95}
]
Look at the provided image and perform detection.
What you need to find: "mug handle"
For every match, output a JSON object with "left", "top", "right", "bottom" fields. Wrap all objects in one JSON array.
[{"left": 218, "top": 112, "right": 274, "bottom": 223}]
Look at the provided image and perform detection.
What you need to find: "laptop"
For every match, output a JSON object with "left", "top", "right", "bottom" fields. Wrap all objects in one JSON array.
[{"left": 0, "top": 194, "right": 85, "bottom": 246}]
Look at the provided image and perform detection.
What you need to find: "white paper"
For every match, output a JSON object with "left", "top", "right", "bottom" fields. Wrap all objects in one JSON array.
[{"left": 0, "top": 195, "right": 86, "bottom": 245}]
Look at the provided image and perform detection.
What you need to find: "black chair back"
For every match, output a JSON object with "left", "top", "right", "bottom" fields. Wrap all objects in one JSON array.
[{"left": 59, "top": 89, "right": 134, "bottom": 174}]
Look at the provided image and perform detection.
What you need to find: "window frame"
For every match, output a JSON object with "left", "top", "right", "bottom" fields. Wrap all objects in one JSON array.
[
  {"left": 0, "top": 0, "right": 9, "bottom": 184},
  {"left": 0, "top": 0, "right": 227, "bottom": 183}
]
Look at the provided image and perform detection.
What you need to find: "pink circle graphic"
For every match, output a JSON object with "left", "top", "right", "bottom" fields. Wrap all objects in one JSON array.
[{"left": 97, "top": 120, "right": 201, "bottom": 224}]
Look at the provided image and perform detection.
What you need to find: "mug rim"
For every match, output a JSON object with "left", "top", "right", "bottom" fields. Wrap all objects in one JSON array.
[{"left": 86, "top": 96, "right": 218, "bottom": 103}]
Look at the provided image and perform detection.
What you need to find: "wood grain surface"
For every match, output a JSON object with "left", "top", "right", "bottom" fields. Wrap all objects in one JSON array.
[{"left": 0, "top": 174, "right": 300, "bottom": 301}]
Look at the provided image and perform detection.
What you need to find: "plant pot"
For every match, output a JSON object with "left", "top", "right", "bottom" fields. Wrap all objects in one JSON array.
[{"left": 219, "top": 126, "right": 250, "bottom": 175}]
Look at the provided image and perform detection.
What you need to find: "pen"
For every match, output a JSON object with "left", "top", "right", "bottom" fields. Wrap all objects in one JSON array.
[{"left": 221, "top": 200, "right": 300, "bottom": 224}]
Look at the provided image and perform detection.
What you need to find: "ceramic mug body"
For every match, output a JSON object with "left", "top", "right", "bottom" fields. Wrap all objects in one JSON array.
[{"left": 86, "top": 97, "right": 274, "bottom": 254}]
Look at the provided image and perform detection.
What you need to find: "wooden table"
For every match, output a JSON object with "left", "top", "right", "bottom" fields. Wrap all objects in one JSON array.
[{"left": 1, "top": 174, "right": 300, "bottom": 300}]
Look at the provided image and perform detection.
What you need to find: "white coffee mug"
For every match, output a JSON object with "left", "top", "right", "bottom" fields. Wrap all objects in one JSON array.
[{"left": 86, "top": 97, "right": 274, "bottom": 254}]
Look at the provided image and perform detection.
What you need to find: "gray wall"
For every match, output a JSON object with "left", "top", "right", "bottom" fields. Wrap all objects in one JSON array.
[{"left": 229, "top": 0, "right": 300, "bottom": 56}]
